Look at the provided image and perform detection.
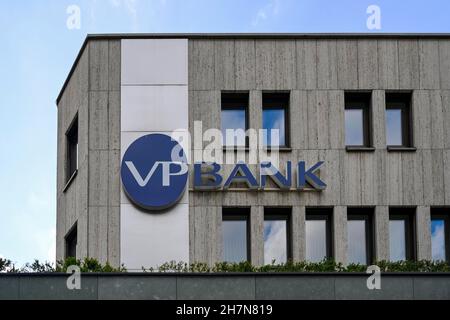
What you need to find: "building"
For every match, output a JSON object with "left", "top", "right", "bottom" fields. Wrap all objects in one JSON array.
[{"left": 56, "top": 34, "right": 450, "bottom": 271}]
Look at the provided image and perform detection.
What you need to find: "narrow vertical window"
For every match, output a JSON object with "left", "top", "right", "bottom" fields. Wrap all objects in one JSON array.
[
  {"left": 65, "top": 222, "right": 78, "bottom": 259},
  {"left": 222, "top": 208, "right": 250, "bottom": 263},
  {"left": 347, "top": 208, "right": 374, "bottom": 265},
  {"left": 264, "top": 208, "right": 291, "bottom": 264},
  {"left": 344, "top": 92, "right": 371, "bottom": 147},
  {"left": 262, "top": 92, "right": 289, "bottom": 148},
  {"left": 66, "top": 114, "right": 78, "bottom": 183},
  {"left": 305, "top": 208, "right": 332, "bottom": 262},
  {"left": 431, "top": 209, "right": 450, "bottom": 262},
  {"left": 221, "top": 92, "right": 249, "bottom": 147},
  {"left": 389, "top": 208, "right": 416, "bottom": 261},
  {"left": 385, "top": 92, "right": 412, "bottom": 148}
]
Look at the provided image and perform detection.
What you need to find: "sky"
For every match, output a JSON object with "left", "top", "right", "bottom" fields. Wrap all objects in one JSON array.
[{"left": 0, "top": 0, "right": 450, "bottom": 266}]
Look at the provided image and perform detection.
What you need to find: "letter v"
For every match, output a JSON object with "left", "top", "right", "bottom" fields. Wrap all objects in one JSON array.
[{"left": 125, "top": 161, "right": 160, "bottom": 187}]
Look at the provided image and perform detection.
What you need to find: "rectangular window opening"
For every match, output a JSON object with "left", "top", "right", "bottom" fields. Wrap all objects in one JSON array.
[
  {"left": 221, "top": 92, "right": 249, "bottom": 148},
  {"left": 347, "top": 208, "right": 374, "bottom": 265},
  {"left": 344, "top": 92, "right": 372, "bottom": 147},
  {"left": 222, "top": 207, "right": 250, "bottom": 263},
  {"left": 66, "top": 114, "right": 79, "bottom": 183},
  {"left": 305, "top": 208, "right": 333, "bottom": 262},
  {"left": 431, "top": 208, "right": 450, "bottom": 262},
  {"left": 264, "top": 207, "right": 292, "bottom": 264},
  {"left": 389, "top": 207, "right": 416, "bottom": 261},
  {"left": 65, "top": 222, "right": 78, "bottom": 259},
  {"left": 262, "top": 92, "right": 289, "bottom": 148},
  {"left": 385, "top": 92, "right": 413, "bottom": 147}
]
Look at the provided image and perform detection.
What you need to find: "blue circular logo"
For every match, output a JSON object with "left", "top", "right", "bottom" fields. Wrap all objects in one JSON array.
[{"left": 121, "top": 133, "right": 188, "bottom": 211}]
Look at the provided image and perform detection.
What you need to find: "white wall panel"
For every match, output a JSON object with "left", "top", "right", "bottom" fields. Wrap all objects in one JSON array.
[
  {"left": 121, "top": 39, "right": 188, "bottom": 85},
  {"left": 120, "top": 39, "right": 189, "bottom": 269}
]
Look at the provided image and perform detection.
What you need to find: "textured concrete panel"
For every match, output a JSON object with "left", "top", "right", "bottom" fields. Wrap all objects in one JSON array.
[
  {"left": 335, "top": 275, "right": 414, "bottom": 300},
  {"left": 336, "top": 40, "right": 358, "bottom": 89},
  {"left": 0, "top": 277, "right": 19, "bottom": 300},
  {"left": 414, "top": 276, "right": 450, "bottom": 300},
  {"left": 317, "top": 40, "right": 337, "bottom": 89},
  {"left": 214, "top": 40, "right": 235, "bottom": 90},
  {"left": 416, "top": 206, "right": 432, "bottom": 260},
  {"left": 18, "top": 276, "right": 98, "bottom": 300},
  {"left": 235, "top": 40, "right": 256, "bottom": 89},
  {"left": 333, "top": 206, "right": 347, "bottom": 264},
  {"left": 296, "top": 40, "right": 317, "bottom": 89},
  {"left": 98, "top": 276, "right": 176, "bottom": 300},
  {"left": 378, "top": 40, "right": 399, "bottom": 89},
  {"left": 398, "top": 40, "right": 419, "bottom": 89},
  {"left": 256, "top": 276, "right": 334, "bottom": 300},
  {"left": 178, "top": 276, "right": 255, "bottom": 300},
  {"left": 256, "top": 40, "right": 276, "bottom": 89},
  {"left": 419, "top": 40, "right": 440, "bottom": 89},
  {"left": 357, "top": 40, "right": 378, "bottom": 89},
  {"left": 89, "top": 40, "right": 109, "bottom": 91},
  {"left": 189, "top": 40, "right": 214, "bottom": 90},
  {"left": 374, "top": 206, "right": 389, "bottom": 261},
  {"left": 439, "top": 40, "right": 450, "bottom": 89}
]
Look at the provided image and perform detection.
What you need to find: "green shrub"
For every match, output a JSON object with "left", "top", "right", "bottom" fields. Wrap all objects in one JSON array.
[{"left": 1, "top": 256, "right": 450, "bottom": 273}]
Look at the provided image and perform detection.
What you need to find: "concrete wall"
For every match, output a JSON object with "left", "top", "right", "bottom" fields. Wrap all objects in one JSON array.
[
  {"left": 188, "top": 38, "right": 450, "bottom": 265},
  {"left": 56, "top": 40, "right": 121, "bottom": 266},
  {"left": 1, "top": 273, "right": 450, "bottom": 300}
]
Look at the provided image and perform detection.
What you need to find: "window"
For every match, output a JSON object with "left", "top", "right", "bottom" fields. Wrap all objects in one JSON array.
[
  {"left": 221, "top": 92, "right": 248, "bottom": 147},
  {"left": 65, "top": 222, "right": 77, "bottom": 259},
  {"left": 262, "top": 92, "right": 289, "bottom": 148},
  {"left": 389, "top": 208, "right": 416, "bottom": 261},
  {"left": 344, "top": 92, "right": 371, "bottom": 147},
  {"left": 431, "top": 209, "right": 450, "bottom": 262},
  {"left": 305, "top": 208, "right": 332, "bottom": 262},
  {"left": 222, "top": 208, "right": 250, "bottom": 263},
  {"left": 347, "top": 208, "right": 374, "bottom": 265},
  {"left": 264, "top": 208, "right": 291, "bottom": 264},
  {"left": 66, "top": 115, "right": 78, "bottom": 183},
  {"left": 385, "top": 92, "right": 412, "bottom": 147}
]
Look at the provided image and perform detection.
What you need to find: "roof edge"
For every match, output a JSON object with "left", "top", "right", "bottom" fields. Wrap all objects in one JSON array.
[{"left": 56, "top": 33, "right": 450, "bottom": 105}]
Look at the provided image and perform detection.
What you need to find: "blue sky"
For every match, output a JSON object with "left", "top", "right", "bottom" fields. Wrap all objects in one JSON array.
[{"left": 0, "top": 0, "right": 450, "bottom": 266}]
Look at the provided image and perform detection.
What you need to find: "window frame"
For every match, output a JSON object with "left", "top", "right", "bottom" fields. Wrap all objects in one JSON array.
[
  {"left": 222, "top": 207, "right": 251, "bottom": 263},
  {"left": 344, "top": 92, "right": 372, "bottom": 148},
  {"left": 385, "top": 92, "right": 413, "bottom": 148},
  {"left": 389, "top": 208, "right": 416, "bottom": 261},
  {"left": 347, "top": 208, "right": 375, "bottom": 265},
  {"left": 65, "top": 221, "right": 78, "bottom": 259},
  {"left": 305, "top": 208, "right": 333, "bottom": 261},
  {"left": 65, "top": 113, "right": 79, "bottom": 184},
  {"left": 430, "top": 208, "right": 450, "bottom": 262},
  {"left": 262, "top": 92, "right": 290, "bottom": 149},
  {"left": 221, "top": 92, "right": 249, "bottom": 148},
  {"left": 263, "top": 207, "right": 292, "bottom": 263}
]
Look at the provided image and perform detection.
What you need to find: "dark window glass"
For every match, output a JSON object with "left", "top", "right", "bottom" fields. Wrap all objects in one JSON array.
[
  {"left": 385, "top": 92, "right": 412, "bottom": 147},
  {"left": 65, "top": 223, "right": 77, "bottom": 259},
  {"left": 222, "top": 208, "right": 250, "bottom": 263},
  {"left": 264, "top": 208, "right": 291, "bottom": 264},
  {"left": 344, "top": 92, "right": 371, "bottom": 147},
  {"left": 431, "top": 209, "right": 450, "bottom": 262},
  {"left": 262, "top": 92, "right": 289, "bottom": 147},
  {"left": 389, "top": 208, "right": 416, "bottom": 261},
  {"left": 305, "top": 208, "right": 332, "bottom": 262},
  {"left": 66, "top": 115, "right": 78, "bottom": 182},
  {"left": 347, "top": 208, "right": 374, "bottom": 265},
  {"left": 221, "top": 92, "right": 248, "bottom": 147}
]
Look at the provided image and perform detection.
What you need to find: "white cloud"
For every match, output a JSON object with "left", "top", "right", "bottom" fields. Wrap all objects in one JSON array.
[
  {"left": 264, "top": 221, "right": 287, "bottom": 264},
  {"left": 252, "top": 0, "right": 280, "bottom": 26}
]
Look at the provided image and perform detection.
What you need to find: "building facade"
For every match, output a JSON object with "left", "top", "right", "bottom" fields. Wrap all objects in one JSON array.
[{"left": 56, "top": 34, "right": 450, "bottom": 270}]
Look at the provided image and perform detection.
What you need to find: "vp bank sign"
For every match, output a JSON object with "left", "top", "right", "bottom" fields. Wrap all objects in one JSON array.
[{"left": 121, "top": 133, "right": 326, "bottom": 211}]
